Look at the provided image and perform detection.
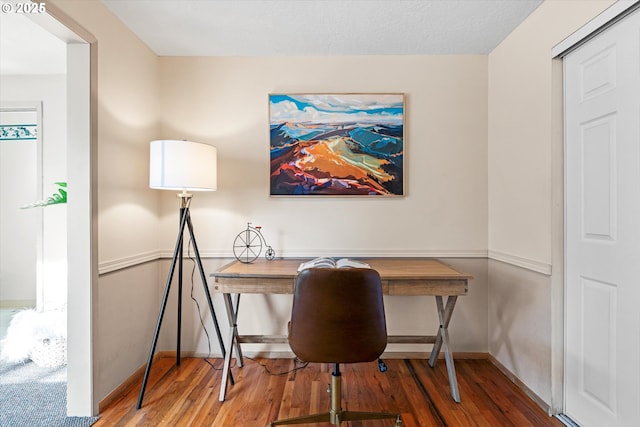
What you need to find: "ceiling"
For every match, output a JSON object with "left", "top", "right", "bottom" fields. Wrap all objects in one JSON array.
[
  {"left": 102, "top": 0, "right": 543, "bottom": 56},
  {"left": 0, "top": 0, "right": 543, "bottom": 75},
  {"left": 0, "top": 12, "right": 66, "bottom": 75}
]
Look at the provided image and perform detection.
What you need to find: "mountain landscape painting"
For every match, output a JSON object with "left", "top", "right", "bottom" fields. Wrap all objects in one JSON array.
[{"left": 269, "top": 94, "right": 404, "bottom": 196}]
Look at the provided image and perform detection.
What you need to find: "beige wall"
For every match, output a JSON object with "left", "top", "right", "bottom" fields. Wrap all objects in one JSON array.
[
  {"left": 96, "top": 263, "right": 159, "bottom": 401},
  {"left": 52, "top": 0, "right": 162, "bottom": 266},
  {"left": 158, "top": 55, "right": 488, "bottom": 258},
  {"left": 488, "top": 0, "right": 614, "bottom": 268},
  {"left": 488, "top": 260, "right": 554, "bottom": 403},
  {"left": 155, "top": 54, "right": 490, "bottom": 363},
  {"left": 487, "top": 0, "right": 615, "bottom": 408}
]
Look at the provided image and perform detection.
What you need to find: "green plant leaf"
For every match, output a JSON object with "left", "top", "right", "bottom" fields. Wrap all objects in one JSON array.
[{"left": 20, "top": 182, "right": 67, "bottom": 209}]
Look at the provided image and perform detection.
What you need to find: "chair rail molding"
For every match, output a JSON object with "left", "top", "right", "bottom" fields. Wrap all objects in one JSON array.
[
  {"left": 488, "top": 250, "right": 552, "bottom": 276},
  {"left": 165, "top": 248, "right": 489, "bottom": 260},
  {"left": 100, "top": 248, "right": 495, "bottom": 274},
  {"left": 98, "top": 250, "right": 162, "bottom": 274}
]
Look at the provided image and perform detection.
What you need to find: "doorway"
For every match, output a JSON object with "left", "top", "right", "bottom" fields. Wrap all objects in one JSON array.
[
  {"left": 0, "top": 6, "right": 95, "bottom": 417},
  {"left": 0, "top": 105, "right": 42, "bottom": 320}
]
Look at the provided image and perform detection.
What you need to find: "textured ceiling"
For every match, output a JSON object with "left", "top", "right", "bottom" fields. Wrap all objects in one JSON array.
[
  {"left": 0, "top": 0, "right": 543, "bottom": 75},
  {"left": 101, "top": 0, "right": 543, "bottom": 56}
]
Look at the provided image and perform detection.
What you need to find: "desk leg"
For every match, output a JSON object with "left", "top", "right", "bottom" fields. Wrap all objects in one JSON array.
[
  {"left": 230, "top": 294, "right": 243, "bottom": 366},
  {"left": 428, "top": 296, "right": 460, "bottom": 403},
  {"left": 219, "top": 293, "right": 242, "bottom": 402}
]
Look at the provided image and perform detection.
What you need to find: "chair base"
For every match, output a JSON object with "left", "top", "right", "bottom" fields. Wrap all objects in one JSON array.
[{"left": 267, "top": 410, "right": 402, "bottom": 426}]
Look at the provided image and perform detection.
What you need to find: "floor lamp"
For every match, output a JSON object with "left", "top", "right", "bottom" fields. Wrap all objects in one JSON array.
[{"left": 136, "top": 139, "right": 229, "bottom": 409}]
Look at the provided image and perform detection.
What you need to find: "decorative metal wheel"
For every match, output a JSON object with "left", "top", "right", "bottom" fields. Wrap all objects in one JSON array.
[
  {"left": 233, "top": 228, "right": 262, "bottom": 263},
  {"left": 264, "top": 246, "right": 275, "bottom": 260}
]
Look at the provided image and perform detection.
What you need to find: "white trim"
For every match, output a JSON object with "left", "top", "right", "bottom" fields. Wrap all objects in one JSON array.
[
  {"left": 66, "top": 41, "right": 94, "bottom": 417},
  {"left": 488, "top": 250, "right": 552, "bottom": 276},
  {"left": 98, "top": 250, "right": 162, "bottom": 274},
  {"left": 170, "top": 248, "right": 489, "bottom": 260},
  {"left": 552, "top": 0, "right": 640, "bottom": 58},
  {"left": 35, "top": 104, "right": 44, "bottom": 312},
  {"left": 98, "top": 249, "right": 489, "bottom": 274},
  {"left": 550, "top": 57, "right": 565, "bottom": 415},
  {"left": 101, "top": 249, "right": 557, "bottom": 275}
]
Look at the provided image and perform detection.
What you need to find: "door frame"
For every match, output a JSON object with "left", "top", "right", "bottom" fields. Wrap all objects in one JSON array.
[{"left": 551, "top": 0, "right": 640, "bottom": 416}]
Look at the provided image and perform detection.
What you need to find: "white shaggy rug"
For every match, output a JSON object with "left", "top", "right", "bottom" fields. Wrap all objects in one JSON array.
[{"left": 0, "top": 309, "right": 66, "bottom": 365}]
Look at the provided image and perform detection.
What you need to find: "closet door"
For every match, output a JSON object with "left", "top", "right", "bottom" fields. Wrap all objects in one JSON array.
[{"left": 564, "top": 8, "right": 640, "bottom": 426}]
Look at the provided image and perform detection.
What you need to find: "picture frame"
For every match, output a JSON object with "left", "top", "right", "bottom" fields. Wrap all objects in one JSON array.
[{"left": 269, "top": 93, "right": 404, "bottom": 196}]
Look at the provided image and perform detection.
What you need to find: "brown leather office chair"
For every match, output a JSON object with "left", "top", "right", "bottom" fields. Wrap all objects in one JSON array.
[{"left": 268, "top": 268, "right": 403, "bottom": 427}]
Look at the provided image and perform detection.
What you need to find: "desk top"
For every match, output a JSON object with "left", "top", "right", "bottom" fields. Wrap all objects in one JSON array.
[{"left": 211, "top": 258, "right": 472, "bottom": 296}]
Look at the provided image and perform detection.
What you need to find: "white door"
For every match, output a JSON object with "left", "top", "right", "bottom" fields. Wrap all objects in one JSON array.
[
  {"left": 0, "top": 108, "right": 41, "bottom": 309},
  {"left": 564, "top": 7, "right": 640, "bottom": 427}
]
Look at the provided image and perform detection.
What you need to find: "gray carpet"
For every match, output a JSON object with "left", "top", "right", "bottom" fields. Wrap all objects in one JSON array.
[{"left": 0, "top": 361, "right": 99, "bottom": 427}]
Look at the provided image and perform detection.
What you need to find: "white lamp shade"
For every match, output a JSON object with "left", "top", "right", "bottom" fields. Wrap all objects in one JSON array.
[{"left": 149, "top": 140, "right": 217, "bottom": 191}]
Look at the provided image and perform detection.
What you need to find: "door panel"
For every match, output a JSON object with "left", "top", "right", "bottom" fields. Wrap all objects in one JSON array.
[
  {"left": 581, "top": 114, "right": 616, "bottom": 240},
  {"left": 580, "top": 276, "right": 617, "bottom": 412},
  {"left": 565, "top": 7, "right": 640, "bottom": 427}
]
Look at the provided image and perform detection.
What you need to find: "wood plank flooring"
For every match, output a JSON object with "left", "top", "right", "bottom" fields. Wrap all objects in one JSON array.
[{"left": 94, "top": 357, "right": 563, "bottom": 427}]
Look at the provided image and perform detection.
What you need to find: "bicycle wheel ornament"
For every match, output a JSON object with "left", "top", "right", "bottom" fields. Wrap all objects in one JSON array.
[
  {"left": 233, "top": 228, "right": 262, "bottom": 263},
  {"left": 264, "top": 246, "right": 275, "bottom": 260}
]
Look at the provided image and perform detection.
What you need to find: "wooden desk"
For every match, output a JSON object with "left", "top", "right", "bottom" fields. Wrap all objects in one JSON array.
[{"left": 211, "top": 258, "right": 472, "bottom": 403}]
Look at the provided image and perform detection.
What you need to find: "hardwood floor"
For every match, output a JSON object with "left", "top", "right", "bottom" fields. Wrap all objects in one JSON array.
[{"left": 95, "top": 356, "right": 563, "bottom": 427}]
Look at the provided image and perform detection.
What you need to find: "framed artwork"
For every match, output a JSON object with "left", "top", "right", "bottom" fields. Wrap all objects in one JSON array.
[{"left": 269, "top": 93, "right": 404, "bottom": 196}]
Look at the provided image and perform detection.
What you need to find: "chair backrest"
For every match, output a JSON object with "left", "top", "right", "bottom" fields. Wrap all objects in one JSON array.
[{"left": 288, "top": 268, "right": 387, "bottom": 364}]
